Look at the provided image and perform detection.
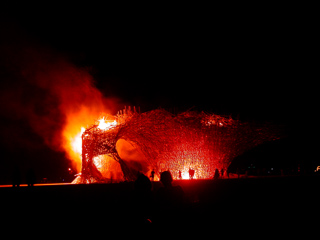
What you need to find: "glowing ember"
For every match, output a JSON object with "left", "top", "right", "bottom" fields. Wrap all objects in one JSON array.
[{"left": 72, "top": 108, "right": 282, "bottom": 183}]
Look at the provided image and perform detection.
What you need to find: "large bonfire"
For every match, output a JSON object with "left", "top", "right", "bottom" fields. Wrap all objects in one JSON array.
[{"left": 72, "top": 108, "right": 282, "bottom": 183}]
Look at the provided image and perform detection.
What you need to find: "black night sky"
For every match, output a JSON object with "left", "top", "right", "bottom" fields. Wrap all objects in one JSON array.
[{"left": 0, "top": 5, "right": 317, "bottom": 183}]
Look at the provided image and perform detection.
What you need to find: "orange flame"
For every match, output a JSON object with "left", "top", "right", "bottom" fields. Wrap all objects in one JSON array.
[
  {"left": 97, "top": 117, "right": 117, "bottom": 130},
  {"left": 63, "top": 111, "right": 119, "bottom": 172},
  {"left": 61, "top": 107, "right": 106, "bottom": 171}
]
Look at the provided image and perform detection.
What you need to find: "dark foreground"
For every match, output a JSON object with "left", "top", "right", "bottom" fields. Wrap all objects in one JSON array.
[{"left": 1, "top": 176, "right": 319, "bottom": 235}]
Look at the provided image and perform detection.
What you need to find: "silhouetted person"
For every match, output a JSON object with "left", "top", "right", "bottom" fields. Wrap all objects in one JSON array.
[
  {"left": 134, "top": 173, "right": 152, "bottom": 195},
  {"left": 156, "top": 171, "right": 185, "bottom": 224},
  {"left": 150, "top": 169, "right": 155, "bottom": 181},
  {"left": 157, "top": 171, "right": 184, "bottom": 208},
  {"left": 26, "top": 168, "right": 36, "bottom": 187},
  {"left": 12, "top": 167, "right": 21, "bottom": 187},
  {"left": 178, "top": 170, "right": 182, "bottom": 179},
  {"left": 189, "top": 168, "right": 195, "bottom": 180},
  {"left": 214, "top": 168, "right": 220, "bottom": 179},
  {"left": 132, "top": 173, "right": 153, "bottom": 224},
  {"left": 220, "top": 168, "right": 224, "bottom": 178}
]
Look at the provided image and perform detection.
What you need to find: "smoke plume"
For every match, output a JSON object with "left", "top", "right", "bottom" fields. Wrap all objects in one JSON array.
[{"left": 0, "top": 27, "right": 121, "bottom": 171}]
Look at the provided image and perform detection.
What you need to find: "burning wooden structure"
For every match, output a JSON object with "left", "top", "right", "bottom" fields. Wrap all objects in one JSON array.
[{"left": 73, "top": 108, "right": 282, "bottom": 183}]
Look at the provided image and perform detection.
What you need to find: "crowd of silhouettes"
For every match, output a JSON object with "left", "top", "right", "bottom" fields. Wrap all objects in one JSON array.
[
  {"left": 11, "top": 167, "right": 36, "bottom": 187},
  {"left": 213, "top": 168, "right": 227, "bottom": 179}
]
